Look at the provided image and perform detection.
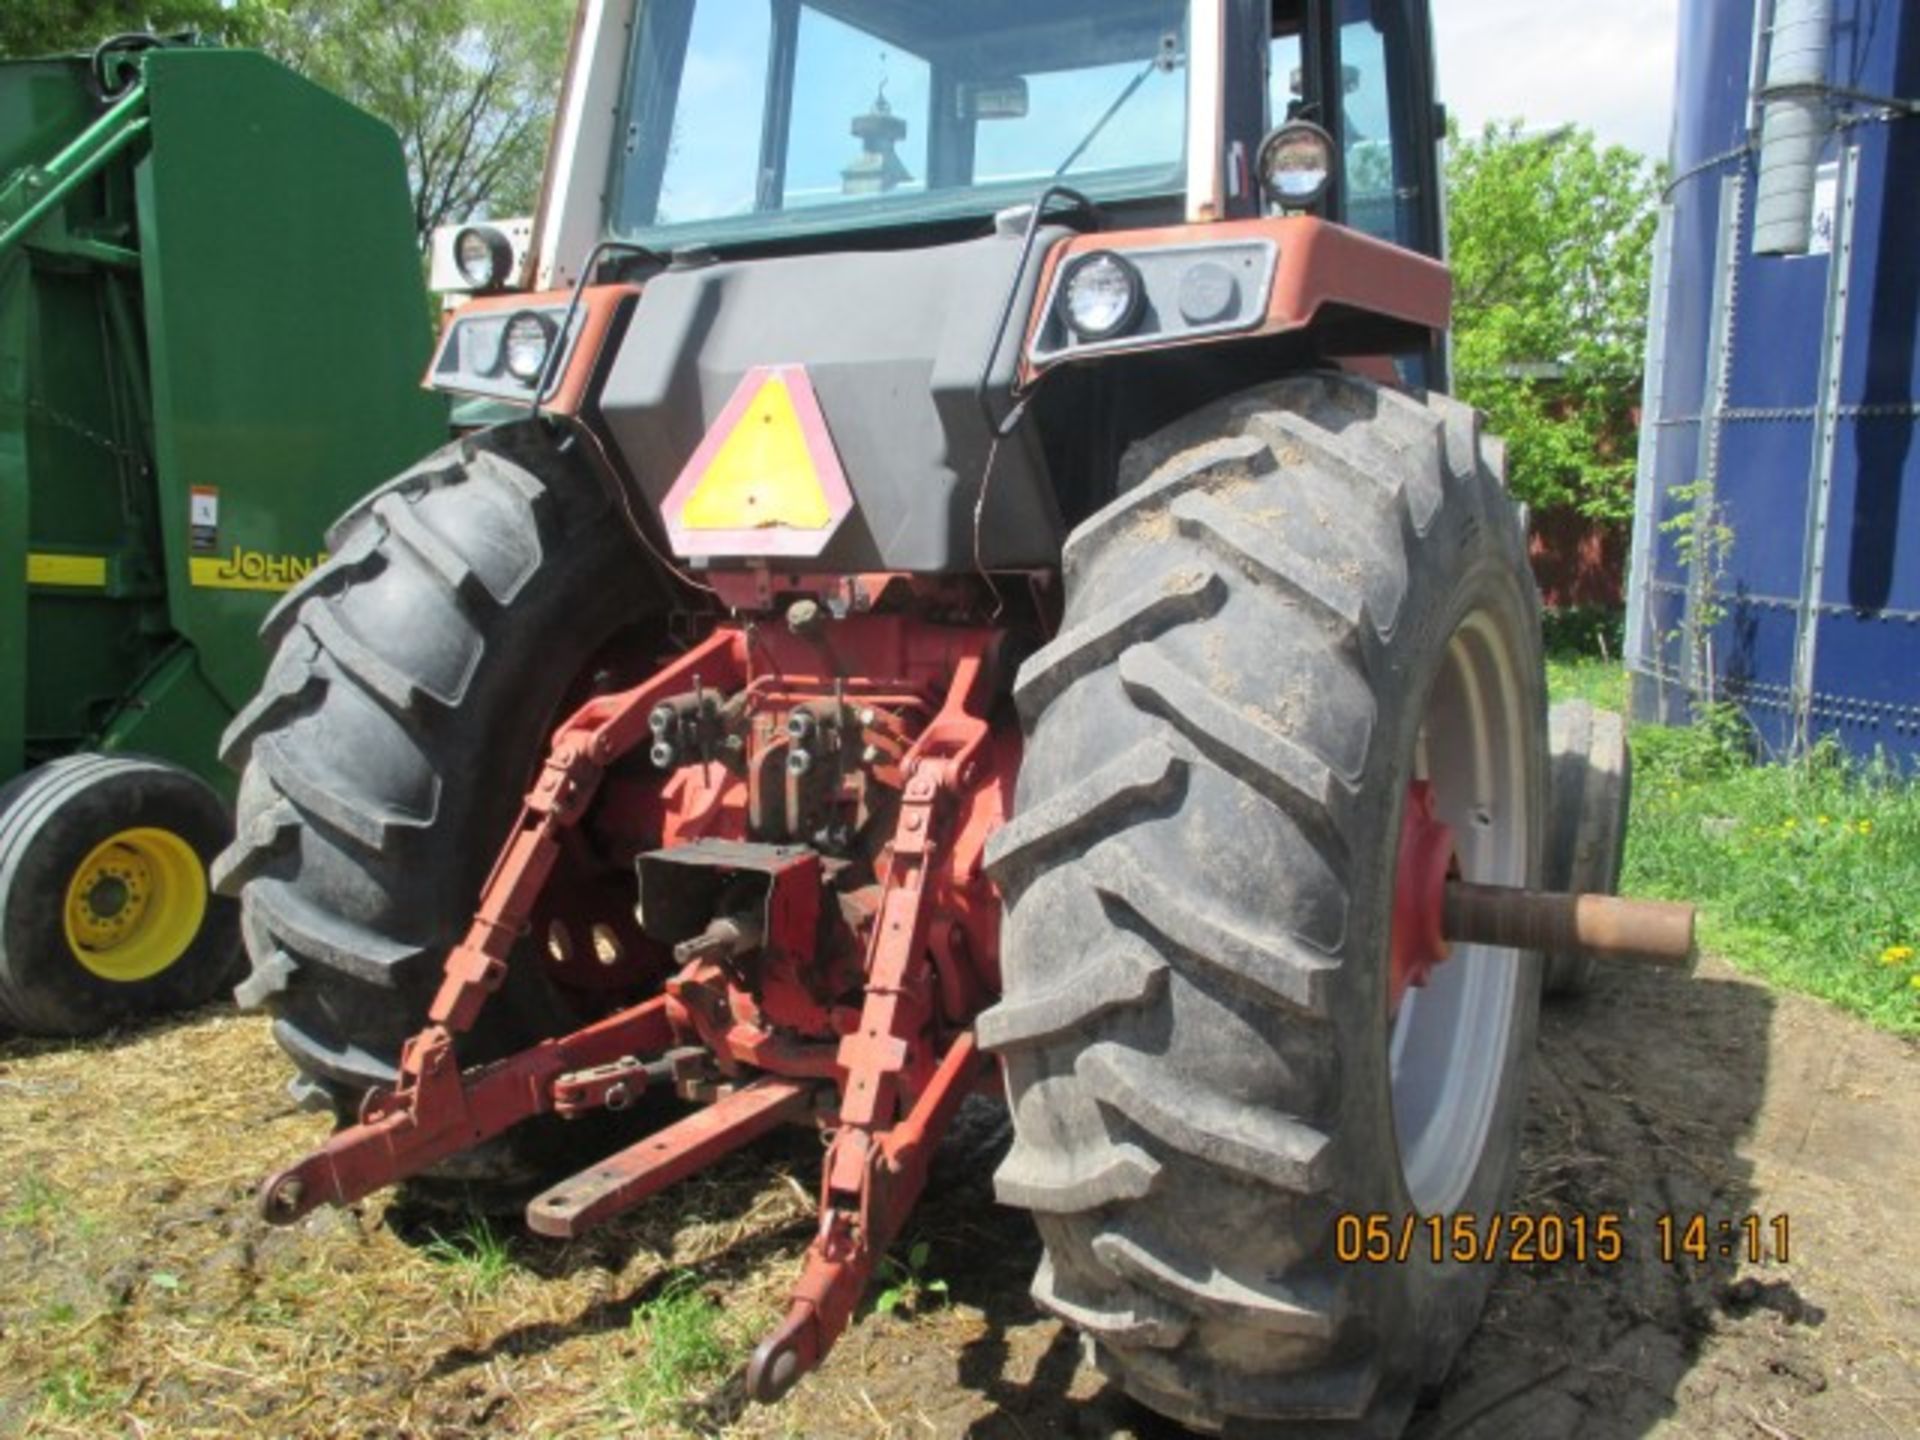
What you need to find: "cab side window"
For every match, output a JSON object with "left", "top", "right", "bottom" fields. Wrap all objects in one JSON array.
[
  {"left": 1337, "top": 0, "right": 1421, "bottom": 248},
  {"left": 1268, "top": 3, "right": 1307, "bottom": 129}
]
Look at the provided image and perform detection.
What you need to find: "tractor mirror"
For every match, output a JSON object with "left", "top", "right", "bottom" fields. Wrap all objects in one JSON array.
[
  {"left": 960, "top": 78, "right": 1030, "bottom": 121},
  {"left": 1287, "top": 65, "right": 1359, "bottom": 97}
]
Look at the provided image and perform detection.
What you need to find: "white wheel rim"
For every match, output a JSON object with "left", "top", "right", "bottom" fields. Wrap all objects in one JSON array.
[{"left": 1390, "top": 607, "right": 1533, "bottom": 1216}]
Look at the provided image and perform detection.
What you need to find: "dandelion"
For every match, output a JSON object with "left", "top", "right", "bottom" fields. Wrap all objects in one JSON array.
[
  {"left": 1882, "top": 945, "right": 1915, "bottom": 966},
  {"left": 1817, "top": 815, "right": 1830, "bottom": 827},
  {"left": 1909, "top": 974, "right": 1920, "bottom": 992},
  {"left": 1858, "top": 820, "right": 1874, "bottom": 836}
]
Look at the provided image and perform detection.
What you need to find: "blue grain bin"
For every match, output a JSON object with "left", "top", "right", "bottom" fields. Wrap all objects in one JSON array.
[{"left": 1626, "top": 0, "right": 1920, "bottom": 761}]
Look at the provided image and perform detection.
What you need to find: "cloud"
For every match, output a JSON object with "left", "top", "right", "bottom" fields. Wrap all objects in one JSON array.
[{"left": 1433, "top": 0, "right": 1681, "bottom": 158}]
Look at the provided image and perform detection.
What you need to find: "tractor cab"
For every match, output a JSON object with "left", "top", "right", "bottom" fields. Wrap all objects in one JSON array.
[
  {"left": 438, "top": 0, "right": 1444, "bottom": 286},
  {"left": 429, "top": 0, "right": 1455, "bottom": 578}
]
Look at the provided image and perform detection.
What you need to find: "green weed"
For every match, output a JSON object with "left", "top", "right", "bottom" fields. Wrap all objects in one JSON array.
[
  {"left": 875, "top": 1239, "right": 950, "bottom": 1317},
  {"left": 616, "top": 1272, "right": 734, "bottom": 1428},
  {"left": 419, "top": 1216, "right": 516, "bottom": 1299},
  {"left": 2, "top": 1172, "right": 65, "bottom": 1231},
  {"left": 1546, "top": 654, "right": 1629, "bottom": 713},
  {"left": 1540, "top": 606, "right": 1625, "bottom": 659},
  {"left": 1626, "top": 728, "right": 1920, "bottom": 1034},
  {"left": 1544, "top": 617, "right": 1630, "bottom": 714},
  {"left": 1542, "top": 661, "right": 1920, "bottom": 1034},
  {"left": 37, "top": 1361, "right": 119, "bottom": 1419}
]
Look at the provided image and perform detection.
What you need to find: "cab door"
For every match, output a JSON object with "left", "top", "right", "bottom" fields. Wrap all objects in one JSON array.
[{"left": 1262, "top": 0, "right": 1444, "bottom": 259}]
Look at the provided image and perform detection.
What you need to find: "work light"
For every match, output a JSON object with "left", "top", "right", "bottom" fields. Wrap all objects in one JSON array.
[
  {"left": 1061, "top": 251, "right": 1145, "bottom": 342},
  {"left": 1258, "top": 121, "right": 1335, "bottom": 211},
  {"left": 454, "top": 225, "right": 514, "bottom": 291}
]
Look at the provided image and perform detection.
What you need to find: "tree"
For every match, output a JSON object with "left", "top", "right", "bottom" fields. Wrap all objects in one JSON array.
[
  {"left": 1447, "top": 122, "right": 1662, "bottom": 522},
  {"left": 0, "top": 1, "right": 264, "bottom": 58},
  {"left": 2, "top": 1, "right": 572, "bottom": 250},
  {"left": 260, "top": 0, "right": 573, "bottom": 245}
]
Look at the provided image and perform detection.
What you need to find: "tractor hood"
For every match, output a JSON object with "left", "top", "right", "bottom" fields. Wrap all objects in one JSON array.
[{"left": 594, "top": 230, "right": 1066, "bottom": 573}]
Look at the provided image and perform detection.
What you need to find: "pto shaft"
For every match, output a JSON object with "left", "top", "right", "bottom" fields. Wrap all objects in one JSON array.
[{"left": 1443, "top": 883, "right": 1696, "bottom": 968}]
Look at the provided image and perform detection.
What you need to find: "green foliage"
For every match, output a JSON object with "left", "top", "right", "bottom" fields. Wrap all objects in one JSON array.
[
  {"left": 1632, "top": 701, "right": 1752, "bottom": 779},
  {"left": 1, "top": 1, "right": 572, "bottom": 246},
  {"left": 1544, "top": 612, "right": 1629, "bottom": 712},
  {"left": 1628, "top": 730, "right": 1920, "bottom": 1034},
  {"left": 1546, "top": 667, "right": 1920, "bottom": 1034},
  {"left": 259, "top": 0, "right": 572, "bottom": 242},
  {"left": 0, "top": 1, "right": 262, "bottom": 58},
  {"left": 1448, "top": 122, "right": 1661, "bottom": 523},
  {"left": 875, "top": 1238, "right": 950, "bottom": 1317},
  {"left": 420, "top": 1215, "right": 517, "bottom": 1299},
  {"left": 1546, "top": 654, "right": 1629, "bottom": 714},
  {"left": 1658, "top": 479, "right": 1737, "bottom": 699},
  {"left": 1541, "top": 606, "right": 1625, "bottom": 660},
  {"left": 2, "top": 1172, "right": 67, "bottom": 1231},
  {"left": 37, "top": 1361, "right": 120, "bottom": 1419},
  {"left": 617, "top": 1273, "right": 735, "bottom": 1428}
]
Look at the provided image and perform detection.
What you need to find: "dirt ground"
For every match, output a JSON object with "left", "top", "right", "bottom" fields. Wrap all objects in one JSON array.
[{"left": 2, "top": 951, "right": 1916, "bottom": 1439}]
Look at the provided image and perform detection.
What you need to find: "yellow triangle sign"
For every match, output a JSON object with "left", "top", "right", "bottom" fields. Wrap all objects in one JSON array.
[{"left": 682, "top": 374, "right": 833, "bottom": 531}]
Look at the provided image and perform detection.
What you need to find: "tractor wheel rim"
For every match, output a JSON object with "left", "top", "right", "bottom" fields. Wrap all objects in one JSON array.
[
  {"left": 62, "top": 827, "right": 206, "bottom": 983},
  {"left": 1389, "top": 607, "right": 1531, "bottom": 1216}
]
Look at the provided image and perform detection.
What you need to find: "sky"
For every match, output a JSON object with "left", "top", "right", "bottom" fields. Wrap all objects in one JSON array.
[{"left": 1432, "top": 0, "right": 1681, "bottom": 160}]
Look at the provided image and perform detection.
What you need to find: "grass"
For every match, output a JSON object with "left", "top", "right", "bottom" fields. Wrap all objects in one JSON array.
[
  {"left": 1545, "top": 654, "right": 1629, "bottom": 714},
  {"left": 1628, "top": 719, "right": 1920, "bottom": 1034},
  {"left": 419, "top": 1214, "right": 518, "bottom": 1299},
  {"left": 0, "top": 1012, "right": 821, "bottom": 1437},
  {"left": 1, "top": 1171, "right": 65, "bottom": 1231},
  {"left": 1544, "top": 636, "right": 1920, "bottom": 1035},
  {"left": 615, "top": 1272, "right": 738, "bottom": 1430},
  {"left": 37, "top": 1360, "right": 121, "bottom": 1421}
]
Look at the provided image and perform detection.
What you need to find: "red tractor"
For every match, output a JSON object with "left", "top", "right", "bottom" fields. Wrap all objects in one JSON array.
[{"left": 222, "top": 1, "right": 1689, "bottom": 1431}]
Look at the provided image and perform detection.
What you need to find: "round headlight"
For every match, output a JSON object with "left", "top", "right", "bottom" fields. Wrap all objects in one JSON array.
[
  {"left": 1061, "top": 251, "right": 1145, "bottom": 342},
  {"left": 1258, "top": 121, "right": 1336, "bottom": 211},
  {"left": 502, "top": 311, "right": 556, "bottom": 386},
  {"left": 454, "top": 225, "right": 514, "bottom": 290}
]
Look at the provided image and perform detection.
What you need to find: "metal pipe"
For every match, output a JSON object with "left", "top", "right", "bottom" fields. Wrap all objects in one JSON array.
[
  {"left": 1443, "top": 882, "right": 1696, "bottom": 968},
  {"left": 1752, "top": 0, "right": 1833, "bottom": 255},
  {"left": 0, "top": 86, "right": 148, "bottom": 261}
]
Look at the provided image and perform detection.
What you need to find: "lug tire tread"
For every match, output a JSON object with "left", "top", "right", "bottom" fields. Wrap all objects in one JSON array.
[
  {"left": 987, "top": 373, "right": 1543, "bottom": 1436},
  {"left": 217, "top": 424, "right": 659, "bottom": 1105}
]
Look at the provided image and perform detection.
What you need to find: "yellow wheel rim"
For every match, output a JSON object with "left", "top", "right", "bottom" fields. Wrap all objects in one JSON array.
[{"left": 61, "top": 827, "right": 206, "bottom": 983}]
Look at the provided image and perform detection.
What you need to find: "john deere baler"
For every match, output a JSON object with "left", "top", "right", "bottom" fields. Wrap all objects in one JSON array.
[{"left": 0, "top": 39, "right": 445, "bottom": 1035}]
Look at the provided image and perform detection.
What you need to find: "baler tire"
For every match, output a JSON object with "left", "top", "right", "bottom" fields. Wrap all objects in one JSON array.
[
  {"left": 985, "top": 373, "right": 1546, "bottom": 1437},
  {"left": 0, "top": 754, "right": 240, "bottom": 1036},
  {"left": 1542, "top": 701, "right": 1633, "bottom": 998},
  {"left": 213, "top": 421, "right": 663, "bottom": 1172}
]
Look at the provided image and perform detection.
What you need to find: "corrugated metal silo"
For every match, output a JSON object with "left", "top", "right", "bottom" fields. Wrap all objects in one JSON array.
[{"left": 1626, "top": 0, "right": 1919, "bottom": 760}]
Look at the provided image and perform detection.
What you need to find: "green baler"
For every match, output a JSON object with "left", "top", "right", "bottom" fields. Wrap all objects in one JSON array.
[{"left": 0, "top": 39, "right": 445, "bottom": 1035}]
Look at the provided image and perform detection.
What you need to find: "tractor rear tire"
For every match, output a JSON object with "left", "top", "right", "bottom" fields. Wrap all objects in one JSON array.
[
  {"left": 1541, "top": 701, "right": 1632, "bottom": 998},
  {"left": 0, "top": 754, "right": 240, "bottom": 1036},
  {"left": 984, "top": 373, "right": 1546, "bottom": 1437},
  {"left": 214, "top": 422, "right": 662, "bottom": 1143}
]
